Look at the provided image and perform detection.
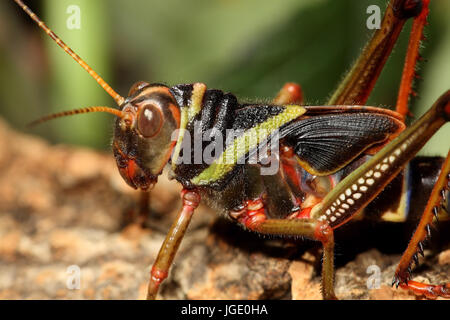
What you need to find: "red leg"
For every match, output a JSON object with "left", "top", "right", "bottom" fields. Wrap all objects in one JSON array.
[
  {"left": 393, "top": 150, "right": 450, "bottom": 299},
  {"left": 396, "top": 0, "right": 430, "bottom": 118},
  {"left": 273, "top": 82, "right": 304, "bottom": 105},
  {"left": 147, "top": 189, "right": 201, "bottom": 300},
  {"left": 399, "top": 281, "right": 450, "bottom": 299}
]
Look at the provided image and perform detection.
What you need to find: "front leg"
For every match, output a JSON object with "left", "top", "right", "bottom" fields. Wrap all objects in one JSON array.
[{"left": 147, "top": 189, "right": 201, "bottom": 300}]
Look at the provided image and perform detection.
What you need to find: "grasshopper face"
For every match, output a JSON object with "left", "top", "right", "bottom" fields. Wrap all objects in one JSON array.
[{"left": 113, "top": 82, "right": 181, "bottom": 190}]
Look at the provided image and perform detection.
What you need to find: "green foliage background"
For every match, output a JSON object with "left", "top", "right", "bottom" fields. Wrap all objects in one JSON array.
[{"left": 0, "top": 0, "right": 449, "bottom": 155}]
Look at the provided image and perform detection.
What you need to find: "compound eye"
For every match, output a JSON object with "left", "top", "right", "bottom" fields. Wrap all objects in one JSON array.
[
  {"left": 137, "top": 104, "right": 163, "bottom": 138},
  {"left": 128, "top": 81, "right": 150, "bottom": 96}
]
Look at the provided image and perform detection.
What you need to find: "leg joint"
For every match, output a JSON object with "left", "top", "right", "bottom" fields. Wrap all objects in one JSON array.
[
  {"left": 150, "top": 266, "right": 169, "bottom": 284},
  {"left": 394, "top": 0, "right": 424, "bottom": 20},
  {"left": 314, "top": 221, "right": 333, "bottom": 244}
]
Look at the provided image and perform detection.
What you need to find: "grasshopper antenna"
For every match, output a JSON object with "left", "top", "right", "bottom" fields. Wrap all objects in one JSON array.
[
  {"left": 14, "top": 0, "right": 125, "bottom": 108},
  {"left": 27, "top": 106, "right": 125, "bottom": 127}
]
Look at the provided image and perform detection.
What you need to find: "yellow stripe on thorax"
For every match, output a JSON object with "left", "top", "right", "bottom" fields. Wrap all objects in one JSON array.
[
  {"left": 191, "top": 105, "right": 306, "bottom": 185},
  {"left": 171, "top": 83, "right": 207, "bottom": 170},
  {"left": 188, "top": 83, "right": 206, "bottom": 120}
]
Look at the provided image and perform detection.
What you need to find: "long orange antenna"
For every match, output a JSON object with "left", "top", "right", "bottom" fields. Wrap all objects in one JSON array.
[
  {"left": 14, "top": 0, "right": 125, "bottom": 106},
  {"left": 27, "top": 106, "right": 125, "bottom": 127}
]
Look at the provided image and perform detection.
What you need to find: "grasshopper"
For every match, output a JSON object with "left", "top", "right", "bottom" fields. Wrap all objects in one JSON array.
[{"left": 14, "top": 0, "right": 449, "bottom": 299}]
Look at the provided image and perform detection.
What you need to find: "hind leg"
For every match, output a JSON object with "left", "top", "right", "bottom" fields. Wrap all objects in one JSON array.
[{"left": 393, "top": 150, "right": 450, "bottom": 299}]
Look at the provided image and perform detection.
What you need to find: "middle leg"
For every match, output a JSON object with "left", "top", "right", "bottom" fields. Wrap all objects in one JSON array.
[{"left": 230, "top": 201, "right": 337, "bottom": 300}]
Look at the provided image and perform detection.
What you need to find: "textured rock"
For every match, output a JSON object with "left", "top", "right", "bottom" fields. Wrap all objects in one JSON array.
[
  {"left": 0, "top": 118, "right": 448, "bottom": 300},
  {"left": 439, "top": 250, "right": 450, "bottom": 266}
]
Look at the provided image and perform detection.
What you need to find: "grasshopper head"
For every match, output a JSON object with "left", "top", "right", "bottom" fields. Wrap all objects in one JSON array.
[{"left": 113, "top": 82, "right": 181, "bottom": 190}]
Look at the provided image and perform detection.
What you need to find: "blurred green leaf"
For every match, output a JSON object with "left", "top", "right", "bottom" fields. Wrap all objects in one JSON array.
[{"left": 45, "top": 0, "right": 112, "bottom": 148}]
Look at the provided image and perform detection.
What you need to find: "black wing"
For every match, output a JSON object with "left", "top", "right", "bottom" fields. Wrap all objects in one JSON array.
[{"left": 281, "top": 107, "right": 404, "bottom": 175}]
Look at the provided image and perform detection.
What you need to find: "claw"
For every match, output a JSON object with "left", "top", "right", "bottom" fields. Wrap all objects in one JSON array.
[
  {"left": 392, "top": 277, "right": 400, "bottom": 288},
  {"left": 412, "top": 254, "right": 419, "bottom": 267},
  {"left": 425, "top": 224, "right": 432, "bottom": 238},
  {"left": 417, "top": 242, "right": 424, "bottom": 257},
  {"left": 432, "top": 206, "right": 439, "bottom": 221}
]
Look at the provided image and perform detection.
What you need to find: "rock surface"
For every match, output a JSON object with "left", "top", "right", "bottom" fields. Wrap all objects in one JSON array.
[{"left": 0, "top": 118, "right": 448, "bottom": 300}]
